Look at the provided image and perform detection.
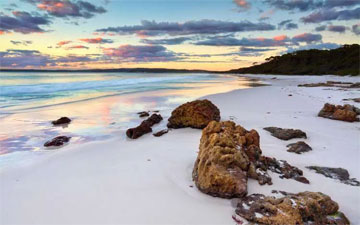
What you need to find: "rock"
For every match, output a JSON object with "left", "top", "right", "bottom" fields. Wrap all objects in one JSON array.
[
  {"left": 343, "top": 98, "right": 360, "bottom": 103},
  {"left": 51, "top": 117, "right": 71, "bottom": 125},
  {"left": 286, "top": 141, "right": 312, "bottom": 154},
  {"left": 263, "top": 127, "right": 307, "bottom": 140},
  {"left": 192, "top": 121, "right": 252, "bottom": 198},
  {"left": 137, "top": 111, "right": 149, "bottom": 117},
  {"left": 318, "top": 103, "right": 360, "bottom": 122},
  {"left": 44, "top": 136, "right": 71, "bottom": 147},
  {"left": 153, "top": 129, "right": 169, "bottom": 137},
  {"left": 192, "top": 121, "right": 310, "bottom": 198},
  {"left": 167, "top": 99, "right": 220, "bottom": 129},
  {"left": 259, "top": 156, "right": 309, "bottom": 184},
  {"left": 299, "top": 81, "right": 360, "bottom": 88},
  {"left": 234, "top": 191, "right": 349, "bottom": 225},
  {"left": 126, "top": 114, "right": 163, "bottom": 139},
  {"left": 307, "top": 166, "right": 360, "bottom": 186}
]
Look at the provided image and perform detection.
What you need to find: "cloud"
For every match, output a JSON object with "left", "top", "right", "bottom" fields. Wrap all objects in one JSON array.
[
  {"left": 0, "top": 11, "right": 51, "bottom": 34},
  {"left": 103, "top": 45, "right": 178, "bottom": 62},
  {"left": 352, "top": 23, "right": 360, "bottom": 35},
  {"left": 292, "top": 33, "right": 322, "bottom": 43},
  {"left": 285, "top": 42, "right": 340, "bottom": 53},
  {"left": 79, "top": 37, "right": 113, "bottom": 44},
  {"left": 278, "top": 19, "right": 298, "bottom": 30},
  {"left": 24, "top": 0, "right": 106, "bottom": 19},
  {"left": 10, "top": 40, "right": 33, "bottom": 46},
  {"left": 315, "top": 25, "right": 327, "bottom": 31},
  {"left": 66, "top": 45, "right": 89, "bottom": 49},
  {"left": 260, "top": 9, "right": 275, "bottom": 20},
  {"left": 301, "top": 7, "right": 360, "bottom": 23},
  {"left": 0, "top": 49, "right": 96, "bottom": 68},
  {"left": 265, "top": 0, "right": 360, "bottom": 12},
  {"left": 194, "top": 33, "right": 322, "bottom": 46},
  {"left": 327, "top": 25, "right": 346, "bottom": 33},
  {"left": 57, "top": 40, "right": 72, "bottom": 46},
  {"left": 233, "top": 0, "right": 251, "bottom": 10},
  {"left": 238, "top": 47, "right": 275, "bottom": 56},
  {"left": 96, "top": 19, "right": 275, "bottom": 36},
  {"left": 141, "top": 37, "right": 192, "bottom": 45}
]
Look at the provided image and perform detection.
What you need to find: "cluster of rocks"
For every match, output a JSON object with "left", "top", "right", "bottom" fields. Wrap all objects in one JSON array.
[
  {"left": 233, "top": 191, "right": 350, "bottom": 225},
  {"left": 192, "top": 120, "right": 309, "bottom": 198},
  {"left": 318, "top": 103, "right": 360, "bottom": 122},
  {"left": 298, "top": 81, "right": 360, "bottom": 88},
  {"left": 44, "top": 117, "right": 72, "bottom": 148}
]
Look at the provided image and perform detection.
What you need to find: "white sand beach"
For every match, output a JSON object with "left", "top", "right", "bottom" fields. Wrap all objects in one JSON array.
[{"left": 1, "top": 75, "right": 359, "bottom": 225}]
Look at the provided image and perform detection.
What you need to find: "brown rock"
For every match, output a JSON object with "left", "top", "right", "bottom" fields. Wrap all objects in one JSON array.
[
  {"left": 192, "top": 121, "right": 260, "bottom": 198},
  {"left": 318, "top": 103, "right": 360, "bottom": 122},
  {"left": 234, "top": 191, "right": 349, "bottom": 225},
  {"left": 287, "top": 141, "right": 312, "bottom": 154},
  {"left": 167, "top": 99, "right": 220, "bottom": 129},
  {"left": 264, "top": 127, "right": 307, "bottom": 140},
  {"left": 44, "top": 136, "right": 71, "bottom": 147},
  {"left": 52, "top": 117, "right": 71, "bottom": 125},
  {"left": 137, "top": 111, "right": 150, "bottom": 117},
  {"left": 153, "top": 129, "right": 169, "bottom": 137},
  {"left": 126, "top": 114, "right": 163, "bottom": 139}
]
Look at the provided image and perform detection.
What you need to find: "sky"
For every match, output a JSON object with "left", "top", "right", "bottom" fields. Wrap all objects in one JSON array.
[{"left": 0, "top": 0, "right": 359, "bottom": 71}]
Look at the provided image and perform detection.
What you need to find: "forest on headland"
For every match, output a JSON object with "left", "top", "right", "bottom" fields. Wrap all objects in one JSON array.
[{"left": 227, "top": 44, "right": 360, "bottom": 76}]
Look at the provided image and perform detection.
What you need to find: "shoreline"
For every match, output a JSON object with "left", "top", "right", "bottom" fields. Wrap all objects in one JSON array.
[{"left": 1, "top": 75, "right": 359, "bottom": 224}]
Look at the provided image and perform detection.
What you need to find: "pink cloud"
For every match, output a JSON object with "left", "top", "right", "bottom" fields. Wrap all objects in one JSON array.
[
  {"left": 233, "top": 0, "right": 250, "bottom": 9},
  {"left": 273, "top": 35, "right": 288, "bottom": 41},
  {"left": 57, "top": 40, "right": 72, "bottom": 46}
]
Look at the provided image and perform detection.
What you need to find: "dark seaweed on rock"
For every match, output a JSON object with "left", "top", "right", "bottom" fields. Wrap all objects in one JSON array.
[{"left": 307, "top": 166, "right": 360, "bottom": 186}]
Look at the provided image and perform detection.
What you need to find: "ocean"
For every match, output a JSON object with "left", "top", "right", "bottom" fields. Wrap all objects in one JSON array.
[{"left": 0, "top": 72, "right": 262, "bottom": 163}]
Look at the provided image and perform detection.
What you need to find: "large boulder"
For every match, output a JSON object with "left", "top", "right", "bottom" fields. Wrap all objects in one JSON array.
[
  {"left": 192, "top": 121, "right": 270, "bottom": 198},
  {"left": 318, "top": 103, "right": 360, "bottom": 122},
  {"left": 234, "top": 191, "right": 349, "bottom": 225},
  {"left": 192, "top": 121, "right": 310, "bottom": 198},
  {"left": 167, "top": 99, "right": 220, "bottom": 129}
]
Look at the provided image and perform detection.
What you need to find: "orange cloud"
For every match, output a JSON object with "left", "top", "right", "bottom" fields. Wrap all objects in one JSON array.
[
  {"left": 273, "top": 35, "right": 287, "bottom": 41},
  {"left": 57, "top": 40, "right": 72, "bottom": 46}
]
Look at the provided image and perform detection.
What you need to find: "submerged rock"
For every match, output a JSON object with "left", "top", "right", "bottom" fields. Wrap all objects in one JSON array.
[
  {"left": 52, "top": 117, "right": 71, "bottom": 125},
  {"left": 286, "top": 141, "right": 312, "bottom": 154},
  {"left": 153, "top": 129, "right": 169, "bottom": 137},
  {"left": 264, "top": 127, "right": 307, "bottom": 140},
  {"left": 126, "top": 114, "right": 163, "bottom": 139},
  {"left": 307, "top": 166, "right": 360, "bottom": 186},
  {"left": 318, "top": 103, "right": 360, "bottom": 122},
  {"left": 343, "top": 98, "right": 360, "bottom": 103},
  {"left": 44, "top": 136, "right": 71, "bottom": 147},
  {"left": 137, "top": 111, "right": 150, "bottom": 117},
  {"left": 167, "top": 99, "right": 220, "bottom": 129},
  {"left": 234, "top": 191, "right": 349, "bottom": 225}
]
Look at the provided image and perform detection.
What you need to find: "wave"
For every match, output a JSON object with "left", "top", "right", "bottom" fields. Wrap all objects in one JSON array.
[{"left": 0, "top": 75, "right": 204, "bottom": 96}]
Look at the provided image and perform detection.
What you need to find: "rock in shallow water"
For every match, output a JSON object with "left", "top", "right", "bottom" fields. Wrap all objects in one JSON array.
[
  {"left": 51, "top": 117, "right": 71, "bottom": 125},
  {"left": 307, "top": 166, "right": 360, "bottom": 186},
  {"left": 44, "top": 136, "right": 71, "bottom": 147},
  {"left": 287, "top": 141, "right": 312, "bottom": 154},
  {"left": 126, "top": 114, "right": 163, "bottom": 139},
  {"left": 137, "top": 111, "right": 150, "bottom": 117},
  {"left": 264, "top": 127, "right": 307, "bottom": 140},
  {"left": 318, "top": 103, "right": 360, "bottom": 122},
  {"left": 153, "top": 129, "right": 169, "bottom": 137},
  {"left": 167, "top": 99, "right": 220, "bottom": 129},
  {"left": 234, "top": 191, "right": 350, "bottom": 225}
]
